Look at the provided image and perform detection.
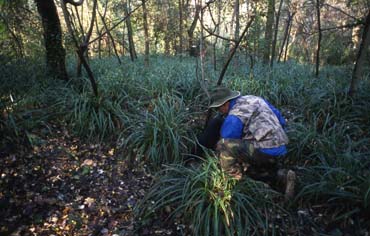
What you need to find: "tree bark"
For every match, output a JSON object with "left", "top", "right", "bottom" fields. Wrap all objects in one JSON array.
[
  {"left": 233, "top": 0, "right": 240, "bottom": 41},
  {"left": 142, "top": 0, "right": 150, "bottom": 65},
  {"left": 349, "top": 10, "right": 370, "bottom": 96},
  {"left": 213, "top": 0, "right": 221, "bottom": 70},
  {"left": 0, "top": 15, "right": 24, "bottom": 58},
  {"left": 263, "top": 0, "right": 275, "bottom": 64},
  {"left": 124, "top": 1, "right": 137, "bottom": 61},
  {"left": 95, "top": 17, "right": 102, "bottom": 59},
  {"left": 278, "top": 11, "right": 295, "bottom": 62},
  {"left": 283, "top": 17, "right": 293, "bottom": 62},
  {"left": 178, "top": 0, "right": 183, "bottom": 55},
  {"left": 35, "top": 0, "right": 68, "bottom": 81},
  {"left": 278, "top": 12, "right": 290, "bottom": 62},
  {"left": 270, "top": 0, "right": 283, "bottom": 67},
  {"left": 188, "top": 5, "right": 201, "bottom": 55},
  {"left": 315, "top": 0, "right": 322, "bottom": 77}
]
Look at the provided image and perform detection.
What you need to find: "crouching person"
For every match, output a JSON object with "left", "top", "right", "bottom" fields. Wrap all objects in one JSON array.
[{"left": 208, "top": 87, "right": 296, "bottom": 199}]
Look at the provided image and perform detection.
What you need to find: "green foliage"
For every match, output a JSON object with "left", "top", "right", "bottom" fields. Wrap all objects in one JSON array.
[
  {"left": 1, "top": 55, "right": 369, "bottom": 232},
  {"left": 136, "top": 158, "right": 283, "bottom": 236},
  {"left": 296, "top": 152, "right": 370, "bottom": 216},
  {"left": 0, "top": 59, "right": 55, "bottom": 150},
  {"left": 121, "top": 95, "right": 195, "bottom": 169},
  {"left": 53, "top": 78, "right": 129, "bottom": 140}
]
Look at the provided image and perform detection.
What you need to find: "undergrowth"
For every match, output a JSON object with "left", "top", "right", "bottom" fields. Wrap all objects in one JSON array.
[{"left": 1, "top": 55, "right": 369, "bottom": 234}]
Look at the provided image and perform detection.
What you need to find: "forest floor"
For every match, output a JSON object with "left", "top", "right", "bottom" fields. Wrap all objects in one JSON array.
[
  {"left": 0, "top": 123, "right": 181, "bottom": 236},
  {"left": 1, "top": 122, "right": 368, "bottom": 236}
]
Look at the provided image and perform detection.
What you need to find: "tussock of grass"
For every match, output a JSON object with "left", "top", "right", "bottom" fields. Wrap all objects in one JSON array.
[
  {"left": 121, "top": 95, "right": 195, "bottom": 169},
  {"left": 136, "top": 158, "right": 284, "bottom": 236}
]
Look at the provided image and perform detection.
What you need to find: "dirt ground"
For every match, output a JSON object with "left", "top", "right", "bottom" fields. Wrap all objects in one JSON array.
[{"left": 0, "top": 123, "right": 179, "bottom": 236}]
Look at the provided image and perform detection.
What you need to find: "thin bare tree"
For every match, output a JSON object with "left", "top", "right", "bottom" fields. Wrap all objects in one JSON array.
[
  {"left": 270, "top": 0, "right": 284, "bottom": 67},
  {"left": 263, "top": 0, "right": 275, "bottom": 64},
  {"left": 124, "top": 0, "right": 137, "bottom": 61},
  {"left": 315, "top": 0, "right": 322, "bottom": 77},
  {"left": 61, "top": 0, "right": 99, "bottom": 96},
  {"left": 142, "top": 0, "right": 150, "bottom": 65},
  {"left": 349, "top": 10, "right": 370, "bottom": 96}
]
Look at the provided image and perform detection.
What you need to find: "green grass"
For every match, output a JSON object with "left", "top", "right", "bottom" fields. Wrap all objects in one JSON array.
[
  {"left": 121, "top": 95, "right": 196, "bottom": 169},
  {"left": 135, "top": 157, "right": 285, "bottom": 236},
  {"left": 1, "top": 55, "right": 369, "bottom": 232}
]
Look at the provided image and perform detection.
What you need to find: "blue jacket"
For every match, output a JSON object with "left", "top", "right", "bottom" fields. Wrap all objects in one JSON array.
[{"left": 220, "top": 97, "right": 287, "bottom": 156}]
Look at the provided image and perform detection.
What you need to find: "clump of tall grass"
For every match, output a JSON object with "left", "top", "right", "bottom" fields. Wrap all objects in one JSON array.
[
  {"left": 295, "top": 152, "right": 370, "bottom": 222},
  {"left": 136, "top": 158, "right": 285, "bottom": 236},
  {"left": 121, "top": 95, "right": 195, "bottom": 169},
  {"left": 53, "top": 78, "right": 129, "bottom": 140}
]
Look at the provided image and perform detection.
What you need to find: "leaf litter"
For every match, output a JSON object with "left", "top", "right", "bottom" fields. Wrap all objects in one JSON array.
[{"left": 0, "top": 122, "right": 176, "bottom": 236}]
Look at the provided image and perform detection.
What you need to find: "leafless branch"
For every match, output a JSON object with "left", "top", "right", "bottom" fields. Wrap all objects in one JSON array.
[
  {"left": 64, "top": 0, "right": 84, "bottom": 6},
  {"left": 323, "top": 3, "right": 360, "bottom": 21},
  {"left": 217, "top": 16, "right": 255, "bottom": 85},
  {"left": 89, "top": 0, "right": 150, "bottom": 45},
  {"left": 200, "top": 19, "right": 236, "bottom": 42},
  {"left": 85, "top": 0, "right": 98, "bottom": 44}
]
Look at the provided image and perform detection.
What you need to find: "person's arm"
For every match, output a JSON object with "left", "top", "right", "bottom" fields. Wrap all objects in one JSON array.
[
  {"left": 220, "top": 115, "right": 244, "bottom": 139},
  {"left": 263, "top": 99, "right": 286, "bottom": 128}
]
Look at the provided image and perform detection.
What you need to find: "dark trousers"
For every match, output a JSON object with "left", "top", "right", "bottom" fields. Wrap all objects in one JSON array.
[
  {"left": 216, "top": 139, "right": 279, "bottom": 182},
  {"left": 196, "top": 116, "right": 280, "bottom": 182}
]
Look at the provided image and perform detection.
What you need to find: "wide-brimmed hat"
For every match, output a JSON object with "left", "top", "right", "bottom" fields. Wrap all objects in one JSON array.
[{"left": 209, "top": 87, "right": 240, "bottom": 108}]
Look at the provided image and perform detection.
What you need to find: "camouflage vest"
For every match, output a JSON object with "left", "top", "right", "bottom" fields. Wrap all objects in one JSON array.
[{"left": 229, "top": 95, "right": 289, "bottom": 149}]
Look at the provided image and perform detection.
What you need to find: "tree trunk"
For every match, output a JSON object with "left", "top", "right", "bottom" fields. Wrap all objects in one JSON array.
[
  {"left": 60, "top": 0, "right": 99, "bottom": 96},
  {"left": 124, "top": 1, "right": 137, "bottom": 61},
  {"left": 233, "top": 0, "right": 240, "bottom": 41},
  {"left": 213, "top": 0, "right": 221, "bottom": 71},
  {"left": 122, "top": 23, "right": 126, "bottom": 56},
  {"left": 284, "top": 18, "right": 293, "bottom": 62},
  {"left": 349, "top": 10, "right": 370, "bottom": 96},
  {"left": 315, "top": 0, "right": 322, "bottom": 77},
  {"left": 263, "top": 0, "right": 275, "bottom": 64},
  {"left": 95, "top": 17, "right": 102, "bottom": 59},
  {"left": 188, "top": 5, "right": 201, "bottom": 56},
  {"left": 270, "top": 0, "right": 283, "bottom": 67},
  {"left": 278, "top": 12, "right": 291, "bottom": 62},
  {"left": 142, "top": 0, "right": 150, "bottom": 65},
  {"left": 35, "top": 0, "right": 68, "bottom": 81},
  {"left": 0, "top": 15, "right": 24, "bottom": 58},
  {"left": 178, "top": 0, "right": 183, "bottom": 56},
  {"left": 164, "top": 0, "right": 171, "bottom": 55}
]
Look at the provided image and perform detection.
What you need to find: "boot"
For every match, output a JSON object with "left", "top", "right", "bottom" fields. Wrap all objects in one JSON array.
[{"left": 284, "top": 170, "right": 296, "bottom": 200}]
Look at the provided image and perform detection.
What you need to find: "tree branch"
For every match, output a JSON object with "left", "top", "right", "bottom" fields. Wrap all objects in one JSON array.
[
  {"left": 64, "top": 0, "right": 84, "bottom": 6},
  {"left": 200, "top": 19, "right": 236, "bottom": 42},
  {"left": 89, "top": 0, "right": 150, "bottom": 45},
  {"left": 85, "top": 0, "right": 98, "bottom": 44},
  {"left": 323, "top": 3, "right": 360, "bottom": 21},
  {"left": 217, "top": 16, "right": 255, "bottom": 85},
  {"left": 321, "top": 21, "right": 364, "bottom": 32}
]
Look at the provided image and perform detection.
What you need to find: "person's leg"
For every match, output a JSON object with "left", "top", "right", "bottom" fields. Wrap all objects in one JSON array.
[
  {"left": 216, "top": 139, "right": 278, "bottom": 182},
  {"left": 216, "top": 139, "right": 251, "bottom": 179}
]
